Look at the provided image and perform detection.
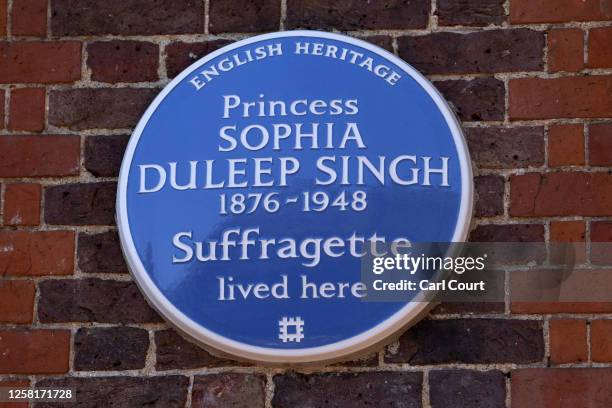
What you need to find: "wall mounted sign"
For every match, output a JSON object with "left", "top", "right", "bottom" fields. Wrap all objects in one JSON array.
[{"left": 117, "top": 31, "right": 473, "bottom": 364}]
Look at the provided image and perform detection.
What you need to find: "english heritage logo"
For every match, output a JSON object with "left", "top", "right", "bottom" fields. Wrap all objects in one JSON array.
[{"left": 116, "top": 31, "right": 473, "bottom": 364}]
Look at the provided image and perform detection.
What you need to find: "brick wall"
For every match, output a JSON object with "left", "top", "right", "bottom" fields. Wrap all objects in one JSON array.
[{"left": 1, "top": 0, "right": 612, "bottom": 407}]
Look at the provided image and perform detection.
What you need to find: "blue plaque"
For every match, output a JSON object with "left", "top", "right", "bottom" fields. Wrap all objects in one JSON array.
[{"left": 117, "top": 31, "right": 473, "bottom": 363}]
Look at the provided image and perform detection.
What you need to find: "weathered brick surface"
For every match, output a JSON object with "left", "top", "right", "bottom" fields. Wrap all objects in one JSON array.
[
  {"left": 165, "top": 40, "right": 233, "bottom": 78},
  {"left": 510, "top": 172, "right": 612, "bottom": 216},
  {"left": 589, "top": 123, "right": 612, "bottom": 166},
  {"left": 8, "top": 87, "right": 45, "bottom": 131},
  {"left": 84, "top": 134, "right": 129, "bottom": 177},
  {"left": 88, "top": 41, "right": 159, "bottom": 83},
  {"left": 49, "top": 88, "right": 158, "bottom": 130},
  {"left": 434, "top": 78, "right": 504, "bottom": 121},
  {"left": 549, "top": 319, "right": 588, "bottom": 364},
  {"left": 44, "top": 182, "right": 117, "bottom": 225},
  {"left": 0, "top": 135, "right": 80, "bottom": 177},
  {"left": 429, "top": 370, "right": 506, "bottom": 408},
  {"left": 511, "top": 368, "right": 612, "bottom": 407},
  {"left": 192, "top": 374, "right": 266, "bottom": 407},
  {"left": 38, "top": 278, "right": 162, "bottom": 323},
  {"left": 0, "top": 89, "right": 4, "bottom": 128},
  {"left": 3, "top": 183, "right": 41, "bottom": 226},
  {"left": 511, "top": 0, "right": 612, "bottom": 23},
  {"left": 363, "top": 36, "right": 394, "bottom": 53},
  {"left": 436, "top": 0, "right": 504, "bottom": 26},
  {"left": 431, "top": 301, "right": 505, "bottom": 315},
  {"left": 547, "top": 28, "right": 584, "bottom": 72},
  {"left": 35, "top": 376, "right": 189, "bottom": 408},
  {"left": 0, "top": 379, "right": 30, "bottom": 408},
  {"left": 155, "top": 329, "right": 243, "bottom": 370},
  {"left": 210, "top": 0, "right": 280, "bottom": 33},
  {"left": 273, "top": 371, "right": 422, "bottom": 408},
  {"left": 469, "top": 224, "right": 544, "bottom": 242},
  {"left": 0, "top": 0, "right": 6, "bottom": 37},
  {"left": 466, "top": 126, "right": 544, "bottom": 169},
  {"left": 74, "top": 327, "right": 149, "bottom": 371},
  {"left": 590, "top": 222, "right": 612, "bottom": 263},
  {"left": 78, "top": 231, "right": 127, "bottom": 274},
  {"left": 588, "top": 27, "right": 612, "bottom": 68},
  {"left": 286, "top": 0, "right": 430, "bottom": 30},
  {"left": 0, "top": 280, "right": 35, "bottom": 323},
  {"left": 474, "top": 175, "right": 504, "bottom": 217},
  {"left": 12, "top": 0, "right": 47, "bottom": 36},
  {"left": 51, "top": 0, "right": 204, "bottom": 36},
  {"left": 0, "top": 231, "right": 75, "bottom": 276},
  {"left": 0, "top": 330, "right": 70, "bottom": 374},
  {"left": 550, "top": 221, "right": 586, "bottom": 242},
  {"left": 509, "top": 76, "right": 612, "bottom": 119},
  {"left": 591, "top": 320, "right": 612, "bottom": 362},
  {"left": 398, "top": 29, "right": 544, "bottom": 75},
  {"left": 512, "top": 301, "right": 612, "bottom": 315},
  {"left": 385, "top": 319, "right": 544, "bottom": 364},
  {"left": 0, "top": 42, "right": 81, "bottom": 83},
  {"left": 548, "top": 124, "right": 585, "bottom": 166}
]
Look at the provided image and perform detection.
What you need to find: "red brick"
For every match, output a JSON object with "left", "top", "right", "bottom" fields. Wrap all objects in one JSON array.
[
  {"left": 509, "top": 76, "right": 612, "bottom": 120},
  {"left": 591, "top": 222, "right": 612, "bottom": 265},
  {"left": 0, "top": 0, "right": 6, "bottom": 37},
  {"left": 0, "top": 230, "right": 75, "bottom": 277},
  {"left": 591, "top": 320, "right": 612, "bottom": 362},
  {"left": 37, "top": 377, "right": 189, "bottom": 406},
  {"left": 466, "top": 126, "right": 544, "bottom": 169},
  {"left": 3, "top": 183, "right": 41, "bottom": 226},
  {"left": 547, "top": 28, "right": 584, "bottom": 72},
  {"left": 510, "top": 172, "right": 612, "bottom": 216},
  {"left": 474, "top": 175, "right": 504, "bottom": 217},
  {"left": 49, "top": 88, "right": 157, "bottom": 130},
  {"left": 550, "top": 221, "right": 585, "bottom": 242},
  {"left": 11, "top": 0, "right": 47, "bottom": 36},
  {"left": 84, "top": 134, "right": 128, "bottom": 177},
  {"left": 589, "top": 123, "right": 612, "bottom": 166},
  {"left": 0, "top": 89, "right": 4, "bottom": 128},
  {"left": 165, "top": 40, "right": 232, "bottom": 78},
  {"left": 211, "top": 0, "right": 281, "bottom": 33},
  {"left": 512, "top": 368, "right": 612, "bottom": 408},
  {"left": 45, "top": 182, "right": 116, "bottom": 225},
  {"left": 511, "top": 0, "right": 612, "bottom": 23},
  {"left": 51, "top": 0, "right": 204, "bottom": 36},
  {"left": 0, "top": 330, "right": 70, "bottom": 374},
  {"left": 0, "top": 379, "right": 30, "bottom": 408},
  {"left": 0, "top": 41, "right": 81, "bottom": 84},
  {"left": 434, "top": 78, "right": 504, "bottom": 121},
  {"left": 0, "top": 280, "right": 35, "bottom": 323},
  {"left": 0, "top": 135, "right": 80, "bottom": 177},
  {"left": 436, "top": 0, "right": 505, "bottom": 26},
  {"left": 273, "top": 372, "right": 419, "bottom": 407},
  {"left": 588, "top": 27, "right": 612, "bottom": 68},
  {"left": 429, "top": 370, "right": 506, "bottom": 407},
  {"left": 549, "top": 319, "right": 587, "bottom": 364},
  {"left": 550, "top": 220, "right": 587, "bottom": 266},
  {"left": 592, "top": 221, "right": 612, "bottom": 242},
  {"left": 469, "top": 224, "right": 544, "bottom": 242},
  {"left": 548, "top": 124, "right": 584, "bottom": 166},
  {"left": 385, "top": 319, "right": 544, "bottom": 364},
  {"left": 398, "top": 29, "right": 544, "bottom": 75},
  {"left": 8, "top": 87, "right": 45, "bottom": 132},
  {"left": 512, "top": 301, "right": 612, "bottom": 314},
  {"left": 286, "top": 0, "right": 429, "bottom": 31},
  {"left": 87, "top": 41, "right": 159, "bottom": 83},
  {"left": 38, "top": 278, "right": 162, "bottom": 323}
]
